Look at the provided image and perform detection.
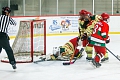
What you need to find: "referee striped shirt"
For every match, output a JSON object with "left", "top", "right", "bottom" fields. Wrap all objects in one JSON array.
[{"left": 0, "top": 15, "right": 16, "bottom": 33}]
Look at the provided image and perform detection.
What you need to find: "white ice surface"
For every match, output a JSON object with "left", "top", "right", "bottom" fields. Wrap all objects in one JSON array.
[{"left": 0, "top": 34, "right": 120, "bottom": 80}]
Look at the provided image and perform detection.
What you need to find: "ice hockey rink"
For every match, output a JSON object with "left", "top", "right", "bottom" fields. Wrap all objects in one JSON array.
[{"left": 0, "top": 34, "right": 120, "bottom": 80}]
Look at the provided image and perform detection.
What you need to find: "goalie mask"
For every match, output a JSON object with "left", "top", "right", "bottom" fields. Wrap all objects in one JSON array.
[{"left": 53, "top": 46, "right": 62, "bottom": 58}]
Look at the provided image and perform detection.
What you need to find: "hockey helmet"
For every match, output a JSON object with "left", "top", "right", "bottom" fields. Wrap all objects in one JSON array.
[
  {"left": 82, "top": 11, "right": 92, "bottom": 18},
  {"left": 86, "top": 11, "right": 92, "bottom": 17},
  {"left": 2, "top": 7, "right": 11, "bottom": 13},
  {"left": 79, "top": 9, "right": 87, "bottom": 16},
  {"left": 101, "top": 13, "right": 110, "bottom": 20},
  {"left": 83, "top": 11, "right": 92, "bottom": 21}
]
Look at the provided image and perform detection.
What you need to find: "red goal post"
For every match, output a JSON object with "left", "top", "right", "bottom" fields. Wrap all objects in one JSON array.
[{"left": 1, "top": 19, "right": 46, "bottom": 63}]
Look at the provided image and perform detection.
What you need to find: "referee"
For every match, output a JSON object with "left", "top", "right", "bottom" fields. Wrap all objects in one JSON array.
[{"left": 0, "top": 7, "right": 17, "bottom": 70}]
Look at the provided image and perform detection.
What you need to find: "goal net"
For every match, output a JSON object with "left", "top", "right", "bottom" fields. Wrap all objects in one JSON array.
[{"left": 1, "top": 19, "right": 46, "bottom": 63}]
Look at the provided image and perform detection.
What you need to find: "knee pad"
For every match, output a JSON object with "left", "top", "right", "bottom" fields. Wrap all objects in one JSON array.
[
  {"left": 85, "top": 46, "right": 93, "bottom": 54},
  {"left": 104, "top": 51, "right": 108, "bottom": 58}
]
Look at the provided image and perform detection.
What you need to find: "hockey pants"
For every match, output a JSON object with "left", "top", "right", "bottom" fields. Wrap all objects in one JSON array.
[{"left": 0, "top": 32, "right": 16, "bottom": 65}]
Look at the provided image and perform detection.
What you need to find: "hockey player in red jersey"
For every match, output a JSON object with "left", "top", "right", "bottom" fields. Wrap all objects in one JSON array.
[
  {"left": 50, "top": 37, "right": 83, "bottom": 61},
  {"left": 89, "top": 13, "right": 110, "bottom": 68}
]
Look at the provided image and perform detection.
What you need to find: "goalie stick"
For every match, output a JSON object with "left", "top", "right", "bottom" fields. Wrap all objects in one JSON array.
[
  {"left": 33, "top": 56, "right": 70, "bottom": 64},
  {"left": 63, "top": 48, "right": 84, "bottom": 65},
  {"left": 33, "top": 58, "right": 46, "bottom": 64},
  {"left": 106, "top": 47, "right": 120, "bottom": 61}
]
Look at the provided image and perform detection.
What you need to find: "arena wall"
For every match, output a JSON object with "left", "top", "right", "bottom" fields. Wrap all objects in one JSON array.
[{"left": 9, "top": 15, "right": 120, "bottom": 54}]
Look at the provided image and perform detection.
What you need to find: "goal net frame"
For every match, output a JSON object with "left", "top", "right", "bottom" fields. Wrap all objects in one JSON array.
[{"left": 1, "top": 19, "right": 46, "bottom": 63}]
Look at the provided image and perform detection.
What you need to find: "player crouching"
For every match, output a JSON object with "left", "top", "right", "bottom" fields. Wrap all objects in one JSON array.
[{"left": 49, "top": 37, "right": 84, "bottom": 61}]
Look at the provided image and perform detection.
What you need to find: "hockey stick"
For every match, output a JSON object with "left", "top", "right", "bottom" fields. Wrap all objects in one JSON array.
[
  {"left": 63, "top": 48, "right": 84, "bottom": 65},
  {"left": 63, "top": 57, "right": 77, "bottom": 65},
  {"left": 33, "top": 58, "right": 46, "bottom": 64},
  {"left": 106, "top": 47, "right": 120, "bottom": 61}
]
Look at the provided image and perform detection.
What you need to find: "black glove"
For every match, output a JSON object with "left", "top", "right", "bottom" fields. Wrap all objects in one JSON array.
[
  {"left": 106, "top": 39, "right": 110, "bottom": 44},
  {"left": 106, "top": 36, "right": 110, "bottom": 44},
  {"left": 81, "top": 33, "right": 87, "bottom": 41}
]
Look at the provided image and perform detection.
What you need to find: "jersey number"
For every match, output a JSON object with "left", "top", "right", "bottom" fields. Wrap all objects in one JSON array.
[{"left": 92, "top": 24, "right": 98, "bottom": 34}]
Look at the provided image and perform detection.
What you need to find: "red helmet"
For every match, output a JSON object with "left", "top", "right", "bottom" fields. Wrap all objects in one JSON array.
[
  {"left": 84, "top": 11, "right": 92, "bottom": 16},
  {"left": 86, "top": 11, "right": 92, "bottom": 16},
  {"left": 79, "top": 9, "right": 87, "bottom": 15},
  {"left": 101, "top": 13, "right": 110, "bottom": 20}
]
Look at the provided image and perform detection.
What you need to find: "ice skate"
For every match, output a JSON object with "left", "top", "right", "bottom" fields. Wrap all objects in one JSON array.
[
  {"left": 90, "top": 59, "right": 101, "bottom": 68},
  {"left": 34, "top": 57, "right": 46, "bottom": 63},
  {"left": 86, "top": 57, "right": 93, "bottom": 62},
  {"left": 101, "top": 57, "right": 109, "bottom": 63},
  {"left": 12, "top": 64, "right": 17, "bottom": 72}
]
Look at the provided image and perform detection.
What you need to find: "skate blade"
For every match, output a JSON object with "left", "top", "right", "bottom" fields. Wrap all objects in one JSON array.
[
  {"left": 89, "top": 62, "right": 97, "bottom": 69},
  {"left": 101, "top": 60, "right": 109, "bottom": 63},
  {"left": 86, "top": 59, "right": 92, "bottom": 62},
  {"left": 33, "top": 61, "right": 38, "bottom": 64}
]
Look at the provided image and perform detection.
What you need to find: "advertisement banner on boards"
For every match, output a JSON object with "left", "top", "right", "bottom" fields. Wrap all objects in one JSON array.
[{"left": 44, "top": 16, "right": 79, "bottom": 34}]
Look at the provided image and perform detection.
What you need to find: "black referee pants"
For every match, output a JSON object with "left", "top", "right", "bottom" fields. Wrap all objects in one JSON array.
[{"left": 0, "top": 32, "right": 16, "bottom": 65}]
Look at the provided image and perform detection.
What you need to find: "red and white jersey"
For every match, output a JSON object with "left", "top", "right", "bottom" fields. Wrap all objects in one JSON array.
[{"left": 90, "top": 20, "right": 109, "bottom": 47}]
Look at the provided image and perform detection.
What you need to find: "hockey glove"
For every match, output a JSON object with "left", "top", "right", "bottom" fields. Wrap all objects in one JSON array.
[
  {"left": 81, "top": 33, "right": 87, "bottom": 41},
  {"left": 106, "top": 37, "right": 110, "bottom": 44},
  {"left": 106, "top": 39, "right": 110, "bottom": 44}
]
